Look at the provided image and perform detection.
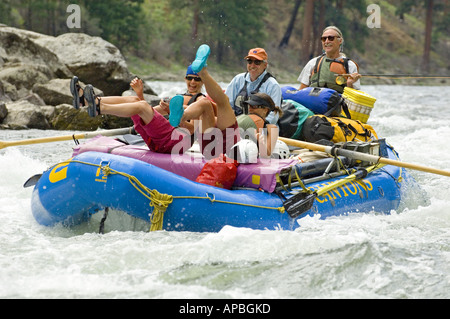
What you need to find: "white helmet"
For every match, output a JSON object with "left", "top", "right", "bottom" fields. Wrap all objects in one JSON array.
[
  {"left": 271, "top": 140, "right": 290, "bottom": 159},
  {"left": 227, "top": 139, "right": 258, "bottom": 164}
]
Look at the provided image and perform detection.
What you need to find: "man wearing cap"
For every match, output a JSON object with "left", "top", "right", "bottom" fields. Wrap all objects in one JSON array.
[
  {"left": 225, "top": 48, "right": 282, "bottom": 124},
  {"left": 298, "top": 26, "right": 361, "bottom": 93}
]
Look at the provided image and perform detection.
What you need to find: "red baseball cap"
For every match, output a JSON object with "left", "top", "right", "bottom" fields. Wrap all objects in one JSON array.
[{"left": 245, "top": 48, "right": 268, "bottom": 61}]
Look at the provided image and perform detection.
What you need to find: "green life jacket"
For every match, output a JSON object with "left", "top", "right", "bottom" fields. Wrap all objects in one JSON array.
[
  {"left": 237, "top": 113, "right": 268, "bottom": 143},
  {"left": 310, "top": 54, "right": 356, "bottom": 93}
]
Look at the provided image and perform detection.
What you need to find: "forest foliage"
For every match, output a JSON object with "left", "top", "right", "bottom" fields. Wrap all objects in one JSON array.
[{"left": 1, "top": 0, "right": 448, "bottom": 81}]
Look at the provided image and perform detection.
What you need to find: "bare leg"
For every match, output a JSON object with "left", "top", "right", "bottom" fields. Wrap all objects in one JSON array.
[
  {"left": 197, "top": 67, "right": 236, "bottom": 130},
  {"left": 100, "top": 95, "right": 140, "bottom": 105},
  {"left": 100, "top": 99, "right": 155, "bottom": 125},
  {"left": 180, "top": 98, "right": 216, "bottom": 133}
]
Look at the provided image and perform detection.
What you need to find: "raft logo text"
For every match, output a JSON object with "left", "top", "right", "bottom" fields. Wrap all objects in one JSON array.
[{"left": 179, "top": 302, "right": 271, "bottom": 316}]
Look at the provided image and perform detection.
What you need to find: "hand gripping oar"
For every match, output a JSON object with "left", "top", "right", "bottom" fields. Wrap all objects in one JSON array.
[
  {"left": 279, "top": 137, "right": 450, "bottom": 178},
  {"left": 283, "top": 165, "right": 381, "bottom": 218},
  {"left": 0, "top": 127, "right": 135, "bottom": 150}
]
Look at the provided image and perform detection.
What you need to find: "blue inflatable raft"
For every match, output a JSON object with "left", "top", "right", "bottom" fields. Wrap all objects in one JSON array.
[{"left": 30, "top": 135, "right": 416, "bottom": 232}]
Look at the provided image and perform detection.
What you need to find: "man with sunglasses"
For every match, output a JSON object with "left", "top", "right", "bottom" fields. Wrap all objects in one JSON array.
[
  {"left": 225, "top": 48, "right": 282, "bottom": 124},
  {"left": 297, "top": 26, "right": 361, "bottom": 93}
]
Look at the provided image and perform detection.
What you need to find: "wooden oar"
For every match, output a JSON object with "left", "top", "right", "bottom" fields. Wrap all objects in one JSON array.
[
  {"left": 279, "top": 137, "right": 450, "bottom": 178},
  {"left": 337, "top": 74, "right": 450, "bottom": 79},
  {"left": 335, "top": 74, "right": 449, "bottom": 85},
  {"left": 0, "top": 127, "right": 135, "bottom": 150}
]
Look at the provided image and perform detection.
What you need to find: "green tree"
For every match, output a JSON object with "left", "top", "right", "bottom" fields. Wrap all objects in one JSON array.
[
  {"left": 395, "top": 0, "right": 447, "bottom": 72},
  {"left": 83, "top": 0, "right": 145, "bottom": 50},
  {"left": 0, "top": 0, "right": 14, "bottom": 26}
]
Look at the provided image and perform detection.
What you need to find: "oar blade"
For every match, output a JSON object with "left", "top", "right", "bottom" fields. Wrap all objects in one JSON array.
[
  {"left": 283, "top": 192, "right": 317, "bottom": 218},
  {"left": 23, "top": 174, "right": 42, "bottom": 188}
]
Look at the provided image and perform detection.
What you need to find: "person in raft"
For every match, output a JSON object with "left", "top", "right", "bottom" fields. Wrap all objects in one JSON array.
[
  {"left": 70, "top": 64, "right": 207, "bottom": 140},
  {"left": 236, "top": 92, "right": 283, "bottom": 158},
  {"left": 297, "top": 25, "right": 361, "bottom": 93},
  {"left": 226, "top": 47, "right": 282, "bottom": 124},
  {"left": 70, "top": 46, "right": 240, "bottom": 159},
  {"left": 167, "top": 45, "right": 282, "bottom": 160}
]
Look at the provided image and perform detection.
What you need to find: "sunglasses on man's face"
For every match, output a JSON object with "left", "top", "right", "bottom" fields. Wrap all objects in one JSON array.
[
  {"left": 185, "top": 76, "right": 202, "bottom": 82},
  {"left": 246, "top": 59, "right": 264, "bottom": 66},
  {"left": 321, "top": 35, "right": 340, "bottom": 42}
]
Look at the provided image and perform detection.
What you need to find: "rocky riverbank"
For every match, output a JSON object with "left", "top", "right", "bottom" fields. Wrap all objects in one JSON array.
[{"left": 0, "top": 25, "right": 160, "bottom": 131}]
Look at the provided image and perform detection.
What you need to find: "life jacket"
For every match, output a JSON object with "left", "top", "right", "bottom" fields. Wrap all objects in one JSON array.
[
  {"left": 233, "top": 72, "right": 276, "bottom": 116},
  {"left": 237, "top": 113, "right": 268, "bottom": 143},
  {"left": 302, "top": 115, "right": 378, "bottom": 144},
  {"left": 310, "top": 54, "right": 359, "bottom": 93}
]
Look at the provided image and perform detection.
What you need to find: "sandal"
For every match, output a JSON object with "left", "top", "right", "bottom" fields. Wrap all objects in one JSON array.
[
  {"left": 191, "top": 44, "right": 210, "bottom": 74},
  {"left": 168, "top": 95, "right": 184, "bottom": 127},
  {"left": 70, "top": 76, "right": 85, "bottom": 109},
  {"left": 83, "top": 84, "right": 101, "bottom": 117}
]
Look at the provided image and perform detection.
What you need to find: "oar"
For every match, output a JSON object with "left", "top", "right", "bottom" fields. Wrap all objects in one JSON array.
[
  {"left": 0, "top": 127, "right": 135, "bottom": 150},
  {"left": 335, "top": 74, "right": 449, "bottom": 85},
  {"left": 337, "top": 74, "right": 449, "bottom": 79},
  {"left": 279, "top": 137, "right": 450, "bottom": 178},
  {"left": 283, "top": 164, "right": 382, "bottom": 218}
]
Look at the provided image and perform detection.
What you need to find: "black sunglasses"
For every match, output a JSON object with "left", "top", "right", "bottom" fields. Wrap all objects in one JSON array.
[
  {"left": 246, "top": 59, "right": 264, "bottom": 66},
  {"left": 321, "top": 35, "right": 340, "bottom": 42},
  {"left": 185, "top": 76, "right": 202, "bottom": 82}
]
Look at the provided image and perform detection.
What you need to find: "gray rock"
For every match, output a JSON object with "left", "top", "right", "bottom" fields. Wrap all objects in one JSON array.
[
  {"left": 0, "top": 63, "right": 53, "bottom": 91},
  {"left": 0, "top": 26, "right": 72, "bottom": 78},
  {"left": 35, "top": 33, "right": 134, "bottom": 96},
  {"left": 3, "top": 101, "right": 50, "bottom": 129},
  {"left": 0, "top": 25, "right": 156, "bottom": 131},
  {"left": 0, "top": 102, "right": 7, "bottom": 121},
  {"left": 32, "top": 78, "right": 103, "bottom": 106}
]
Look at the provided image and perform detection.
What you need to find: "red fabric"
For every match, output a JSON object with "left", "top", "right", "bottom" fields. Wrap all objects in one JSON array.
[{"left": 195, "top": 154, "right": 239, "bottom": 189}]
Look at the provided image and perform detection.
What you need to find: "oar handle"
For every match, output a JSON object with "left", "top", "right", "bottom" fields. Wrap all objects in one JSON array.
[
  {"left": 279, "top": 137, "right": 450, "bottom": 178},
  {"left": 0, "top": 127, "right": 134, "bottom": 150}
]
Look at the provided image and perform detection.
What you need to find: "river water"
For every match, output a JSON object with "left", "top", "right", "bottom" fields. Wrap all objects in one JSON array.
[{"left": 0, "top": 84, "right": 449, "bottom": 299}]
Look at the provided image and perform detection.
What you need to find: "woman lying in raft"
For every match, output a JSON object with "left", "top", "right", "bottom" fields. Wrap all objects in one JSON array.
[{"left": 70, "top": 44, "right": 282, "bottom": 161}]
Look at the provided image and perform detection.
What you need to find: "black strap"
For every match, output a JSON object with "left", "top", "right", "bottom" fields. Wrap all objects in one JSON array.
[
  {"left": 240, "top": 72, "right": 275, "bottom": 99},
  {"left": 187, "top": 92, "right": 205, "bottom": 105},
  {"left": 323, "top": 97, "right": 351, "bottom": 119},
  {"left": 250, "top": 113, "right": 268, "bottom": 128}
]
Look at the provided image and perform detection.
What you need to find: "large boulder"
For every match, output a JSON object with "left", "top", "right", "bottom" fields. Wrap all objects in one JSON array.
[
  {"left": 50, "top": 104, "right": 133, "bottom": 131},
  {"left": 0, "top": 26, "right": 72, "bottom": 78},
  {"left": 35, "top": 33, "right": 139, "bottom": 96},
  {"left": 0, "top": 25, "right": 157, "bottom": 131},
  {"left": 2, "top": 100, "right": 51, "bottom": 130}
]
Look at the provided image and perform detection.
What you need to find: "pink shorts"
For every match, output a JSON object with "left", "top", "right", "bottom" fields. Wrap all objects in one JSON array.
[
  {"left": 199, "top": 121, "right": 240, "bottom": 159},
  {"left": 132, "top": 112, "right": 192, "bottom": 154}
]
